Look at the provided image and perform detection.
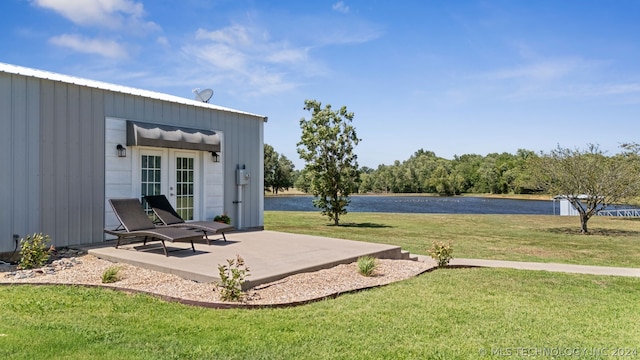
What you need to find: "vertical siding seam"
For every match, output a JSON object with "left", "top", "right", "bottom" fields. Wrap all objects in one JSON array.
[{"left": 9, "top": 75, "right": 15, "bottom": 243}]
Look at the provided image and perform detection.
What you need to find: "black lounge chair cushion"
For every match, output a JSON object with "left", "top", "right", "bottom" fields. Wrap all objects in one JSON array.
[
  {"left": 144, "top": 195, "right": 234, "bottom": 235},
  {"left": 144, "top": 194, "right": 188, "bottom": 225},
  {"left": 107, "top": 198, "right": 203, "bottom": 243}
]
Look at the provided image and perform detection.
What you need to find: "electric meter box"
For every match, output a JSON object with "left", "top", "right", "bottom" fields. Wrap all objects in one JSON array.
[{"left": 236, "top": 169, "right": 250, "bottom": 185}]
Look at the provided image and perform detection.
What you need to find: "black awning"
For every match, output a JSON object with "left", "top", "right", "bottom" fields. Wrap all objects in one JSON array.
[{"left": 126, "top": 121, "right": 220, "bottom": 152}]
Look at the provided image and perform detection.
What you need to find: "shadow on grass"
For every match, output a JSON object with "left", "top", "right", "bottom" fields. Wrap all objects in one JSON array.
[
  {"left": 329, "top": 222, "right": 393, "bottom": 228},
  {"left": 546, "top": 227, "right": 640, "bottom": 237},
  {"left": 609, "top": 217, "right": 640, "bottom": 222}
]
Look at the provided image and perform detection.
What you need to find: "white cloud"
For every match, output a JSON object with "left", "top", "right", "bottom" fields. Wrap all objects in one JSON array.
[
  {"left": 332, "top": 1, "right": 350, "bottom": 14},
  {"left": 31, "top": 0, "right": 158, "bottom": 32},
  {"left": 265, "top": 48, "right": 308, "bottom": 64},
  {"left": 156, "top": 36, "right": 169, "bottom": 47},
  {"left": 462, "top": 55, "right": 640, "bottom": 103},
  {"left": 195, "top": 26, "right": 252, "bottom": 46},
  {"left": 485, "top": 58, "right": 592, "bottom": 82},
  {"left": 246, "top": 70, "right": 298, "bottom": 95},
  {"left": 49, "top": 34, "right": 128, "bottom": 59},
  {"left": 315, "top": 23, "right": 382, "bottom": 46},
  {"left": 182, "top": 24, "right": 313, "bottom": 95},
  {"left": 599, "top": 83, "right": 640, "bottom": 95},
  {"left": 179, "top": 15, "right": 382, "bottom": 96},
  {"left": 185, "top": 43, "right": 247, "bottom": 70},
  {"left": 554, "top": 82, "right": 640, "bottom": 100}
]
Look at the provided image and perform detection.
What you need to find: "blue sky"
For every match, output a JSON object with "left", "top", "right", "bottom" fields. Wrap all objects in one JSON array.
[{"left": 2, "top": 0, "right": 640, "bottom": 169}]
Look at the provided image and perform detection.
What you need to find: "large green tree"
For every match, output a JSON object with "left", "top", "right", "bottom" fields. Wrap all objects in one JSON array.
[
  {"left": 294, "top": 168, "right": 312, "bottom": 193},
  {"left": 264, "top": 144, "right": 295, "bottom": 194},
  {"left": 297, "top": 100, "right": 360, "bottom": 225},
  {"left": 272, "top": 155, "right": 295, "bottom": 194},
  {"left": 264, "top": 144, "right": 278, "bottom": 192},
  {"left": 528, "top": 144, "right": 640, "bottom": 233}
]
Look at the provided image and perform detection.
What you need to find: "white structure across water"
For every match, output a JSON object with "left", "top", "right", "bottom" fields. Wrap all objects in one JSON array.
[
  {"left": 553, "top": 195, "right": 584, "bottom": 216},
  {"left": 553, "top": 195, "right": 639, "bottom": 217}
]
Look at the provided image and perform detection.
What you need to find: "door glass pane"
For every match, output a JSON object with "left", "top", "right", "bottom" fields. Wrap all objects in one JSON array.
[
  {"left": 141, "top": 155, "right": 162, "bottom": 216},
  {"left": 175, "top": 156, "right": 195, "bottom": 220}
]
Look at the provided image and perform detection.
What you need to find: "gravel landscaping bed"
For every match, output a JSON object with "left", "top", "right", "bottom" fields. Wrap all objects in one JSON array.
[{"left": 1, "top": 249, "right": 433, "bottom": 307}]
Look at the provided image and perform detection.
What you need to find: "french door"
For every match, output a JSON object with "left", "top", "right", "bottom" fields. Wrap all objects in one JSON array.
[
  {"left": 171, "top": 151, "right": 197, "bottom": 220},
  {"left": 138, "top": 148, "right": 200, "bottom": 221},
  {"left": 140, "top": 150, "right": 163, "bottom": 216}
]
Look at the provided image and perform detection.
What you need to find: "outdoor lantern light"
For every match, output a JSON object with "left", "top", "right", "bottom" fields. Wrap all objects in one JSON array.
[
  {"left": 211, "top": 151, "right": 220, "bottom": 162},
  {"left": 116, "top": 144, "right": 126, "bottom": 157}
]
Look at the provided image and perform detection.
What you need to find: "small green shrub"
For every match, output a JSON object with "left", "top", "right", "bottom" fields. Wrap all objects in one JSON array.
[
  {"left": 18, "top": 233, "right": 52, "bottom": 270},
  {"left": 214, "top": 213, "right": 231, "bottom": 224},
  {"left": 428, "top": 240, "right": 454, "bottom": 267},
  {"left": 357, "top": 256, "right": 378, "bottom": 277},
  {"left": 217, "top": 255, "right": 250, "bottom": 302},
  {"left": 101, "top": 266, "right": 121, "bottom": 283}
]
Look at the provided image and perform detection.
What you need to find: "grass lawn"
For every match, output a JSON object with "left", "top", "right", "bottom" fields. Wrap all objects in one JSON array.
[
  {"left": 2, "top": 268, "right": 639, "bottom": 359},
  {"left": 2, "top": 211, "right": 639, "bottom": 359},
  {"left": 265, "top": 211, "right": 640, "bottom": 268}
]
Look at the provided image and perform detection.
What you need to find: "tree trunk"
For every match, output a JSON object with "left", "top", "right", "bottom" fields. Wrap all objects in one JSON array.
[{"left": 580, "top": 213, "right": 589, "bottom": 234}]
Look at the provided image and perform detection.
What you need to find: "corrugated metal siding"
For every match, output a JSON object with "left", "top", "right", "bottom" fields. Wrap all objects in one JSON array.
[
  {"left": 0, "top": 73, "right": 41, "bottom": 252},
  {"left": 0, "top": 74, "right": 10, "bottom": 251},
  {"left": 38, "top": 81, "right": 105, "bottom": 247},
  {"left": 2, "top": 69, "right": 263, "bottom": 250},
  {"left": 238, "top": 115, "right": 262, "bottom": 227}
]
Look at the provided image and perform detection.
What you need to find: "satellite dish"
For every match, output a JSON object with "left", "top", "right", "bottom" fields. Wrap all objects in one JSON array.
[{"left": 193, "top": 88, "right": 214, "bottom": 103}]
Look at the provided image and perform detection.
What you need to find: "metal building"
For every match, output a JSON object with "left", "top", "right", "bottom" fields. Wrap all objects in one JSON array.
[{"left": 0, "top": 63, "right": 266, "bottom": 255}]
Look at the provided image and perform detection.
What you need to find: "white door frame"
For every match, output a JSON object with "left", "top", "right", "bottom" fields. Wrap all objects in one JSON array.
[
  {"left": 132, "top": 147, "right": 203, "bottom": 220},
  {"left": 168, "top": 149, "right": 201, "bottom": 221}
]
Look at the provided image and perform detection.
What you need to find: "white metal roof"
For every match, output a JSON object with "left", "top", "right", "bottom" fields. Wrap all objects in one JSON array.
[{"left": 0, "top": 62, "right": 267, "bottom": 121}]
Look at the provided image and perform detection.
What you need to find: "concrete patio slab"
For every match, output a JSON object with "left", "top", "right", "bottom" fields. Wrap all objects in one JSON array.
[{"left": 84, "top": 230, "right": 408, "bottom": 289}]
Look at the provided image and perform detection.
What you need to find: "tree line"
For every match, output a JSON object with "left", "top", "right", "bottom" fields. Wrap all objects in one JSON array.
[
  {"left": 356, "top": 148, "right": 537, "bottom": 195},
  {"left": 271, "top": 148, "right": 539, "bottom": 196}
]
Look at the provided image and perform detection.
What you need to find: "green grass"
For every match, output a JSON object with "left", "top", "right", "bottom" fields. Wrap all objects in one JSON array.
[
  {"left": 265, "top": 211, "right": 640, "bottom": 268},
  {"left": 2, "top": 211, "right": 640, "bottom": 358},
  {"left": 2, "top": 269, "right": 639, "bottom": 359}
]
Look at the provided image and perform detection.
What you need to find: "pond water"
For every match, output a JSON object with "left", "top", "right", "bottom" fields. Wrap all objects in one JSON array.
[{"left": 265, "top": 195, "right": 556, "bottom": 215}]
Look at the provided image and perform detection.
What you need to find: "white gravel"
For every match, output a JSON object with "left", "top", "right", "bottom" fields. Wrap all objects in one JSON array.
[{"left": 1, "top": 254, "right": 433, "bottom": 306}]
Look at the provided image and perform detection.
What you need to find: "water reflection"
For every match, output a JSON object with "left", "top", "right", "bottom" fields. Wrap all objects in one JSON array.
[{"left": 265, "top": 196, "right": 555, "bottom": 215}]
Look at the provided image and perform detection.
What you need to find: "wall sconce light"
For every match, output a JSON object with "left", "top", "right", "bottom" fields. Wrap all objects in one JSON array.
[
  {"left": 211, "top": 151, "right": 220, "bottom": 162},
  {"left": 116, "top": 144, "right": 127, "bottom": 157}
]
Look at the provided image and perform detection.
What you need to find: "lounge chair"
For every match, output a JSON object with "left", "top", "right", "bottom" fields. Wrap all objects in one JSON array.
[
  {"left": 144, "top": 194, "right": 234, "bottom": 244},
  {"left": 105, "top": 198, "right": 204, "bottom": 256}
]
